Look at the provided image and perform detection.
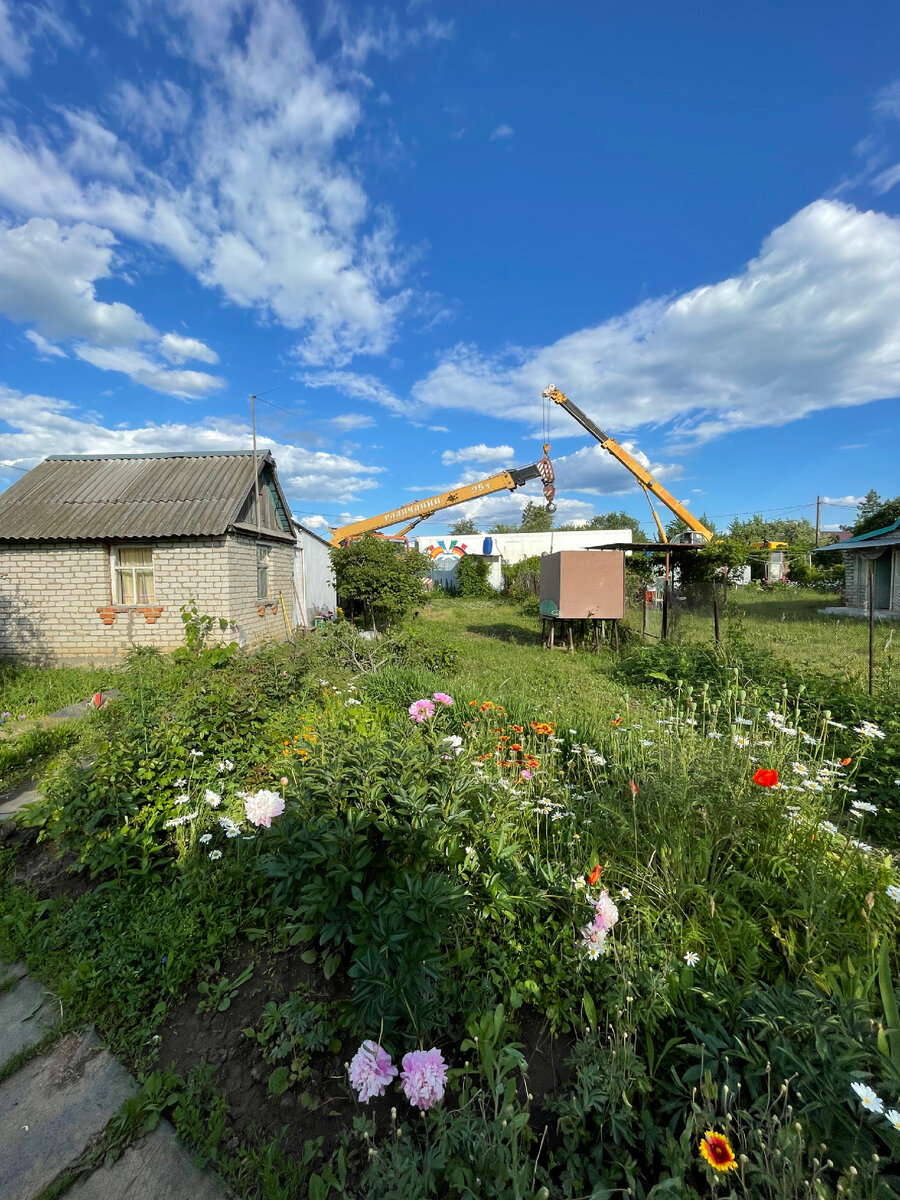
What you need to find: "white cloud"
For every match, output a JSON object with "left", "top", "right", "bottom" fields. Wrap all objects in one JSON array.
[
  {"left": 0, "top": 0, "right": 424, "bottom": 368},
  {"left": 0, "top": 0, "right": 79, "bottom": 82},
  {"left": 412, "top": 201, "right": 900, "bottom": 443},
  {"left": 299, "top": 513, "right": 330, "bottom": 531},
  {"left": 0, "top": 385, "right": 384, "bottom": 504},
  {"left": 428, "top": 424, "right": 449, "bottom": 433},
  {"left": 160, "top": 332, "right": 220, "bottom": 364},
  {"left": 0, "top": 219, "right": 154, "bottom": 345},
  {"left": 0, "top": 218, "right": 223, "bottom": 395},
  {"left": 823, "top": 494, "right": 863, "bottom": 506},
  {"left": 25, "top": 330, "right": 66, "bottom": 358},
  {"left": 330, "top": 412, "right": 375, "bottom": 431},
  {"left": 72, "top": 345, "right": 224, "bottom": 399},
  {"left": 319, "top": 2, "right": 453, "bottom": 66},
  {"left": 552, "top": 441, "right": 681, "bottom": 495},
  {"left": 490, "top": 124, "right": 514, "bottom": 141},
  {"left": 301, "top": 369, "right": 410, "bottom": 415},
  {"left": 441, "top": 443, "right": 515, "bottom": 467}
]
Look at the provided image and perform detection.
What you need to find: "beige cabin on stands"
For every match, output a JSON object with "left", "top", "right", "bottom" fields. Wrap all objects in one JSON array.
[{"left": 0, "top": 451, "right": 297, "bottom": 663}]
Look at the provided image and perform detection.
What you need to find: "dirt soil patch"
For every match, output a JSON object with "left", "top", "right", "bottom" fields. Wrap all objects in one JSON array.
[{"left": 10, "top": 826, "right": 92, "bottom": 902}]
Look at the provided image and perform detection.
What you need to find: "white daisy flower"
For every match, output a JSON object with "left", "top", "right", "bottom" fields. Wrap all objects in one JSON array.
[
  {"left": 204, "top": 789, "right": 222, "bottom": 807},
  {"left": 619, "top": 887, "right": 631, "bottom": 899},
  {"left": 885, "top": 1108, "right": 900, "bottom": 1131},
  {"left": 851, "top": 1082, "right": 883, "bottom": 1113},
  {"left": 199, "top": 833, "right": 212, "bottom": 844},
  {"left": 208, "top": 849, "right": 223, "bottom": 861},
  {"left": 887, "top": 884, "right": 900, "bottom": 902},
  {"left": 732, "top": 735, "right": 750, "bottom": 748},
  {"left": 850, "top": 801, "right": 878, "bottom": 815},
  {"left": 683, "top": 951, "right": 700, "bottom": 967}
]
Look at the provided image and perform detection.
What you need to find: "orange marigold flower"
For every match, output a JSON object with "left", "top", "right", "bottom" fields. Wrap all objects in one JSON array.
[
  {"left": 753, "top": 768, "right": 779, "bottom": 788},
  {"left": 699, "top": 1131, "right": 737, "bottom": 1173},
  {"left": 499, "top": 735, "right": 509, "bottom": 741},
  {"left": 530, "top": 721, "right": 555, "bottom": 735},
  {"left": 500, "top": 760, "right": 512, "bottom": 767},
  {"left": 469, "top": 701, "right": 478, "bottom": 707},
  {"left": 588, "top": 864, "right": 603, "bottom": 886},
  {"left": 510, "top": 724, "right": 523, "bottom": 733},
  {"left": 510, "top": 743, "right": 523, "bottom": 752},
  {"left": 611, "top": 716, "right": 623, "bottom": 726}
]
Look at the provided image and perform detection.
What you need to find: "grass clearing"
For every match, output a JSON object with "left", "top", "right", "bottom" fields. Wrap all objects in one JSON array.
[{"left": 0, "top": 662, "right": 116, "bottom": 720}]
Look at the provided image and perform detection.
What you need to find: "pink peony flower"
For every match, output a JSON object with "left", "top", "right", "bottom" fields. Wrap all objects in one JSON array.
[
  {"left": 432, "top": 692, "right": 454, "bottom": 706},
  {"left": 244, "top": 788, "right": 286, "bottom": 828},
  {"left": 590, "top": 890, "right": 619, "bottom": 933},
  {"left": 408, "top": 698, "right": 436, "bottom": 723},
  {"left": 348, "top": 1041, "right": 398, "bottom": 1103},
  {"left": 400, "top": 1047, "right": 447, "bottom": 1110}
]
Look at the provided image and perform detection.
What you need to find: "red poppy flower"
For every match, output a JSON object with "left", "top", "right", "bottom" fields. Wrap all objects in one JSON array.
[
  {"left": 628, "top": 780, "right": 638, "bottom": 796},
  {"left": 588, "top": 864, "right": 603, "bottom": 886},
  {"left": 753, "top": 768, "right": 779, "bottom": 788},
  {"left": 699, "top": 1131, "right": 737, "bottom": 1172},
  {"left": 842, "top": 757, "right": 852, "bottom": 766},
  {"left": 611, "top": 717, "right": 623, "bottom": 726}
]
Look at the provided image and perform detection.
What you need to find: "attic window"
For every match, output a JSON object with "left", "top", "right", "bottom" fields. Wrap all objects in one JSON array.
[{"left": 112, "top": 546, "right": 155, "bottom": 604}]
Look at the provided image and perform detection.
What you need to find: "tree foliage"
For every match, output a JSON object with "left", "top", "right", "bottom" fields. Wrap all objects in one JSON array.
[
  {"left": 728, "top": 513, "right": 816, "bottom": 546},
  {"left": 454, "top": 554, "right": 492, "bottom": 597},
  {"left": 519, "top": 501, "right": 554, "bottom": 533},
  {"left": 330, "top": 536, "right": 430, "bottom": 628},
  {"left": 853, "top": 493, "right": 900, "bottom": 538},
  {"left": 449, "top": 515, "right": 479, "bottom": 536}
]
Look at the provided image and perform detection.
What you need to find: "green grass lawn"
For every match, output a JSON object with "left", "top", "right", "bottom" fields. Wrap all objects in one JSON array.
[{"left": 0, "top": 662, "right": 117, "bottom": 721}]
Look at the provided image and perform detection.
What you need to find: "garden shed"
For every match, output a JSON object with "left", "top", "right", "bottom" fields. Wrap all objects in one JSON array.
[
  {"left": 0, "top": 450, "right": 297, "bottom": 663},
  {"left": 814, "top": 517, "right": 900, "bottom": 617},
  {"left": 291, "top": 518, "right": 337, "bottom": 627}
]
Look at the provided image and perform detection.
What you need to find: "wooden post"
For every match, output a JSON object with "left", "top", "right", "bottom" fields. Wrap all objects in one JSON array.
[
  {"left": 661, "top": 553, "right": 671, "bottom": 640},
  {"left": 549, "top": 621, "right": 555, "bottom": 650},
  {"left": 567, "top": 621, "right": 575, "bottom": 652},
  {"left": 642, "top": 587, "right": 648, "bottom": 638},
  {"left": 613, "top": 620, "right": 619, "bottom": 652},
  {"left": 868, "top": 559, "right": 875, "bottom": 696},
  {"left": 713, "top": 586, "right": 720, "bottom": 647}
]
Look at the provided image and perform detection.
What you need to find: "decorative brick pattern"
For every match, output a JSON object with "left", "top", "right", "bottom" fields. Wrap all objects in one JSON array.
[{"left": 0, "top": 535, "right": 295, "bottom": 664}]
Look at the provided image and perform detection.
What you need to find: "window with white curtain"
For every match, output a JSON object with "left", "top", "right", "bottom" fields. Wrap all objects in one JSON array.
[{"left": 112, "top": 546, "right": 155, "bottom": 604}]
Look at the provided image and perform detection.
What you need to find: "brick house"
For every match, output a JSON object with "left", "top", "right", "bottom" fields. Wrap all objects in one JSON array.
[
  {"left": 814, "top": 517, "right": 900, "bottom": 617},
  {"left": 0, "top": 451, "right": 298, "bottom": 663}
]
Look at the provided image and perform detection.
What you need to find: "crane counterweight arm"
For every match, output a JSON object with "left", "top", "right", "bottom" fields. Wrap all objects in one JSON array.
[
  {"left": 329, "top": 458, "right": 555, "bottom": 547},
  {"left": 541, "top": 385, "right": 713, "bottom": 543}
]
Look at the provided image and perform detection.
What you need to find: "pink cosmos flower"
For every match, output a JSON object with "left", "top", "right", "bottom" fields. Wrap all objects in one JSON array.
[
  {"left": 348, "top": 1041, "right": 398, "bottom": 1103},
  {"left": 521, "top": 769, "right": 532, "bottom": 780},
  {"left": 590, "top": 890, "right": 619, "bottom": 933},
  {"left": 432, "top": 693, "right": 454, "bottom": 706},
  {"left": 244, "top": 788, "right": 286, "bottom": 828},
  {"left": 400, "top": 1047, "right": 447, "bottom": 1110},
  {"left": 409, "top": 698, "right": 436, "bottom": 723}
]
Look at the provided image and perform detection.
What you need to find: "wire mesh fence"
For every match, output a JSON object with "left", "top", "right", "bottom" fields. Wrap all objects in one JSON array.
[{"left": 623, "top": 576, "right": 898, "bottom": 699}]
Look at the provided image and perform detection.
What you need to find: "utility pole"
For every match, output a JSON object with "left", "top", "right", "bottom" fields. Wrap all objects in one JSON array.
[
  {"left": 249, "top": 394, "right": 261, "bottom": 530},
  {"left": 815, "top": 495, "right": 822, "bottom": 547}
]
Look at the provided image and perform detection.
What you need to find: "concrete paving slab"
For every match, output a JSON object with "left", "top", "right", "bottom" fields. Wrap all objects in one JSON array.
[
  {"left": 0, "top": 1030, "right": 137, "bottom": 1200},
  {"left": 67, "top": 1120, "right": 228, "bottom": 1200},
  {"left": 0, "top": 784, "right": 40, "bottom": 818},
  {"left": 0, "top": 973, "right": 58, "bottom": 1069}
]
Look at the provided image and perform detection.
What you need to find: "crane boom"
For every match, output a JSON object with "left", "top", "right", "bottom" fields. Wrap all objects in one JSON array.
[
  {"left": 329, "top": 459, "right": 555, "bottom": 547},
  {"left": 542, "top": 385, "right": 713, "bottom": 544}
]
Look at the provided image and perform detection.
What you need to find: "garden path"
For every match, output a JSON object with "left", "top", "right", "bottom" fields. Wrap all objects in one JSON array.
[{"left": 0, "top": 958, "right": 230, "bottom": 1199}]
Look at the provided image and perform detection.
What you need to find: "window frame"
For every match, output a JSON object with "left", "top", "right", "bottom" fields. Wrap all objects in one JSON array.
[
  {"left": 110, "top": 545, "right": 156, "bottom": 606},
  {"left": 256, "top": 544, "right": 271, "bottom": 601}
]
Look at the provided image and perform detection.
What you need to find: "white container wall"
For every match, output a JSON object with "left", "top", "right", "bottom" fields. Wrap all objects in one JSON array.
[{"left": 414, "top": 528, "right": 633, "bottom": 590}]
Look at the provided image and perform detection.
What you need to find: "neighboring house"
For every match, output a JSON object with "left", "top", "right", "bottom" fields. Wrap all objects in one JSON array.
[
  {"left": 414, "top": 528, "right": 633, "bottom": 590},
  {"left": 291, "top": 519, "right": 337, "bottom": 627},
  {"left": 0, "top": 450, "right": 297, "bottom": 663},
  {"left": 814, "top": 517, "right": 900, "bottom": 617}
]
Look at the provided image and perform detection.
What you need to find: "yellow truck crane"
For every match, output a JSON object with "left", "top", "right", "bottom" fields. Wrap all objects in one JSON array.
[
  {"left": 329, "top": 456, "right": 556, "bottom": 547},
  {"left": 541, "top": 385, "right": 713, "bottom": 545}
]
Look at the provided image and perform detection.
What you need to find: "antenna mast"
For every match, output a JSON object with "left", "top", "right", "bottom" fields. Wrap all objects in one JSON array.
[{"left": 249, "top": 393, "right": 261, "bottom": 529}]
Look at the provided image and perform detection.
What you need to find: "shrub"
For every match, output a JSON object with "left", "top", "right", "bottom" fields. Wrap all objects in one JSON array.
[{"left": 454, "top": 554, "right": 493, "bottom": 597}]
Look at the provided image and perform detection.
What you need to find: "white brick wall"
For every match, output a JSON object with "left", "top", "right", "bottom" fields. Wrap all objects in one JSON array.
[{"left": 0, "top": 535, "right": 296, "bottom": 663}]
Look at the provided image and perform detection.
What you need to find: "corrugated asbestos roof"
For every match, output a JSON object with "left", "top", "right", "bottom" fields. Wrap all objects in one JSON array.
[{"left": 0, "top": 451, "right": 294, "bottom": 541}]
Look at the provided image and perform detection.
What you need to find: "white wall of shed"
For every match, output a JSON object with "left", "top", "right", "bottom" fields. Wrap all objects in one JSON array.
[{"left": 293, "top": 528, "right": 336, "bottom": 626}]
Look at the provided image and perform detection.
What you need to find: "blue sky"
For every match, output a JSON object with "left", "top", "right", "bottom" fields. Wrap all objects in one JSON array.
[{"left": 1, "top": 0, "right": 899, "bottom": 538}]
